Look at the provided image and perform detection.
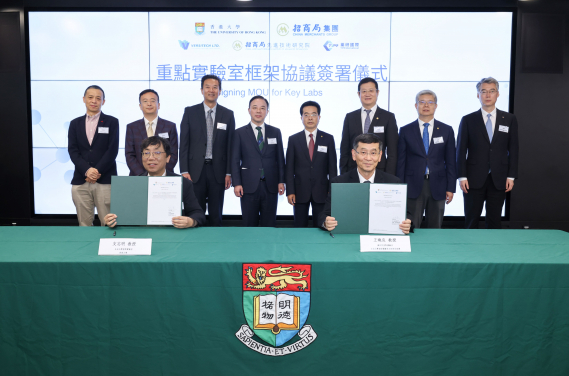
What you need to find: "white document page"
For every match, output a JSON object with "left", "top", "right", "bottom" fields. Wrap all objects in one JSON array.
[
  {"left": 147, "top": 176, "right": 182, "bottom": 225},
  {"left": 368, "top": 184, "right": 407, "bottom": 235}
]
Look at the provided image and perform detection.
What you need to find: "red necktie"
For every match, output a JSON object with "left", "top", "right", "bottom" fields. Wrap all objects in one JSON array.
[{"left": 309, "top": 134, "right": 314, "bottom": 161}]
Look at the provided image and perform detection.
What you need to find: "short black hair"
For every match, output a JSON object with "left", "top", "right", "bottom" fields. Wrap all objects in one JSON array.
[
  {"left": 84, "top": 85, "right": 105, "bottom": 100},
  {"left": 249, "top": 95, "right": 269, "bottom": 109},
  {"left": 141, "top": 136, "right": 171, "bottom": 157},
  {"left": 353, "top": 133, "right": 383, "bottom": 151},
  {"left": 201, "top": 75, "right": 222, "bottom": 90},
  {"left": 357, "top": 77, "right": 378, "bottom": 92},
  {"left": 300, "top": 101, "right": 321, "bottom": 115},
  {"left": 139, "top": 89, "right": 159, "bottom": 103}
]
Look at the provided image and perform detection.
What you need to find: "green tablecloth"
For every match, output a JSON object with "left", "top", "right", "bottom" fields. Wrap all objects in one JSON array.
[{"left": 1, "top": 227, "right": 568, "bottom": 375}]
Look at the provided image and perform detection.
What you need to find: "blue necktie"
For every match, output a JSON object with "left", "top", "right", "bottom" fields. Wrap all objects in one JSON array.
[
  {"left": 486, "top": 114, "right": 493, "bottom": 143},
  {"left": 256, "top": 126, "right": 264, "bottom": 178},
  {"left": 423, "top": 123, "right": 430, "bottom": 174},
  {"left": 364, "top": 109, "right": 372, "bottom": 133}
]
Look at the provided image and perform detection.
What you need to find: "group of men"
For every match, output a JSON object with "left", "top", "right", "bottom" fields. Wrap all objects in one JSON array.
[{"left": 67, "top": 75, "right": 518, "bottom": 231}]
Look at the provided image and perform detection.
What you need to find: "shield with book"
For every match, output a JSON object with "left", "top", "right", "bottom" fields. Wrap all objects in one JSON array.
[{"left": 241, "top": 263, "right": 311, "bottom": 348}]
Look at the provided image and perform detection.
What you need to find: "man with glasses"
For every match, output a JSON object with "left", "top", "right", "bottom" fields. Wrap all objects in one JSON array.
[
  {"left": 319, "top": 133, "right": 412, "bottom": 234},
  {"left": 396, "top": 90, "right": 456, "bottom": 228},
  {"left": 68, "top": 85, "right": 119, "bottom": 226},
  {"left": 104, "top": 136, "right": 205, "bottom": 228},
  {"left": 339, "top": 77, "right": 398, "bottom": 175},
  {"left": 456, "top": 77, "right": 519, "bottom": 229},
  {"left": 231, "top": 96, "right": 285, "bottom": 227},
  {"left": 125, "top": 89, "right": 178, "bottom": 176},
  {"left": 285, "top": 101, "right": 337, "bottom": 227},
  {"left": 179, "top": 75, "right": 235, "bottom": 226}
]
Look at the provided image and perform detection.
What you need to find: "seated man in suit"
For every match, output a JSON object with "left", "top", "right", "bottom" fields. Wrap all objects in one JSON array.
[
  {"left": 231, "top": 96, "right": 286, "bottom": 227},
  {"left": 68, "top": 85, "right": 119, "bottom": 226},
  {"left": 286, "top": 101, "right": 337, "bottom": 227},
  {"left": 396, "top": 90, "right": 456, "bottom": 228},
  {"left": 125, "top": 89, "right": 178, "bottom": 176},
  {"left": 319, "top": 133, "right": 412, "bottom": 234},
  {"left": 104, "top": 136, "right": 205, "bottom": 228}
]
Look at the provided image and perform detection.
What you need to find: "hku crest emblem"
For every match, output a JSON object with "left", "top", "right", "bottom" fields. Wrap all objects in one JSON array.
[
  {"left": 195, "top": 22, "right": 205, "bottom": 35},
  {"left": 235, "top": 263, "right": 317, "bottom": 356}
]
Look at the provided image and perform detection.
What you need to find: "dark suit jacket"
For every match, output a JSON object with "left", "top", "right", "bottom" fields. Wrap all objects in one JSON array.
[
  {"left": 231, "top": 123, "right": 285, "bottom": 194},
  {"left": 179, "top": 103, "right": 235, "bottom": 183},
  {"left": 339, "top": 106, "right": 398, "bottom": 175},
  {"left": 285, "top": 130, "right": 337, "bottom": 204},
  {"left": 164, "top": 171, "right": 206, "bottom": 226},
  {"left": 318, "top": 168, "right": 407, "bottom": 226},
  {"left": 456, "top": 109, "right": 519, "bottom": 190},
  {"left": 125, "top": 117, "right": 178, "bottom": 176},
  {"left": 396, "top": 120, "right": 457, "bottom": 201},
  {"left": 68, "top": 112, "right": 119, "bottom": 185}
]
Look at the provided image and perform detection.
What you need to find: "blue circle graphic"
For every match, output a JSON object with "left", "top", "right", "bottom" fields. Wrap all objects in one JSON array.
[
  {"left": 64, "top": 170, "right": 74, "bottom": 184},
  {"left": 56, "top": 148, "right": 70, "bottom": 163},
  {"left": 33, "top": 167, "right": 41, "bottom": 182},
  {"left": 31, "top": 110, "right": 42, "bottom": 125}
]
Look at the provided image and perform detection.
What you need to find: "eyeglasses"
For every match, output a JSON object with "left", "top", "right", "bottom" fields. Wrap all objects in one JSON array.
[
  {"left": 355, "top": 150, "right": 380, "bottom": 157},
  {"left": 303, "top": 113, "right": 319, "bottom": 118},
  {"left": 359, "top": 89, "right": 378, "bottom": 95},
  {"left": 418, "top": 100, "right": 436, "bottom": 105},
  {"left": 142, "top": 151, "right": 166, "bottom": 158},
  {"left": 479, "top": 90, "right": 498, "bottom": 95}
]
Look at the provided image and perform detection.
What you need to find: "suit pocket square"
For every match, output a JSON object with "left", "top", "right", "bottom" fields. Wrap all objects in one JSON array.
[{"left": 241, "top": 167, "right": 248, "bottom": 169}]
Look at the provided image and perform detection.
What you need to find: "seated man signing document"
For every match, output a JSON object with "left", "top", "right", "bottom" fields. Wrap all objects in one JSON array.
[
  {"left": 318, "top": 133, "right": 413, "bottom": 234},
  {"left": 105, "top": 136, "right": 205, "bottom": 228}
]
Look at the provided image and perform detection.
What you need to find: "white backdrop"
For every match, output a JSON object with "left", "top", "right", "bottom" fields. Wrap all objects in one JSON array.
[{"left": 29, "top": 11, "right": 512, "bottom": 216}]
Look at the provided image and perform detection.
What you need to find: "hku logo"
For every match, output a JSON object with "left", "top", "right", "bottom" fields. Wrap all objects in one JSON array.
[
  {"left": 235, "top": 264, "right": 317, "bottom": 356},
  {"left": 195, "top": 22, "right": 205, "bottom": 35},
  {"left": 323, "top": 41, "right": 337, "bottom": 51},
  {"left": 178, "top": 40, "right": 189, "bottom": 50}
]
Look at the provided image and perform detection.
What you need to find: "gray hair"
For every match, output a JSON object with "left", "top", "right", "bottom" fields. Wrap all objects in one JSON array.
[
  {"left": 476, "top": 77, "right": 499, "bottom": 92},
  {"left": 415, "top": 90, "right": 437, "bottom": 104}
]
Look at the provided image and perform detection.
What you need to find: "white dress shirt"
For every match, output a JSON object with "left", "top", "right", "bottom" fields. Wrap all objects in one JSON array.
[
  {"left": 251, "top": 122, "right": 265, "bottom": 142},
  {"left": 357, "top": 168, "right": 375, "bottom": 183},
  {"left": 304, "top": 128, "right": 318, "bottom": 147},
  {"left": 360, "top": 106, "right": 377, "bottom": 133}
]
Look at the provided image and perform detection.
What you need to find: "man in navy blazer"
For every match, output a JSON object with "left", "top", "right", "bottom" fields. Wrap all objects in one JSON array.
[
  {"left": 396, "top": 90, "right": 456, "bottom": 228},
  {"left": 179, "top": 75, "right": 235, "bottom": 226},
  {"left": 232, "top": 96, "right": 285, "bottom": 227},
  {"left": 339, "top": 77, "right": 398, "bottom": 175},
  {"left": 456, "top": 77, "right": 519, "bottom": 229},
  {"left": 68, "top": 85, "right": 119, "bottom": 226},
  {"left": 285, "top": 101, "right": 337, "bottom": 227},
  {"left": 125, "top": 89, "right": 178, "bottom": 176}
]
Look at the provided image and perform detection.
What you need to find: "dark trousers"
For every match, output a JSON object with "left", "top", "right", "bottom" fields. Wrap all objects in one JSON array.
[
  {"left": 240, "top": 180, "right": 278, "bottom": 227},
  {"left": 192, "top": 162, "right": 225, "bottom": 226},
  {"left": 293, "top": 196, "right": 325, "bottom": 228},
  {"left": 463, "top": 173, "right": 506, "bottom": 229},
  {"left": 407, "top": 178, "right": 445, "bottom": 229}
]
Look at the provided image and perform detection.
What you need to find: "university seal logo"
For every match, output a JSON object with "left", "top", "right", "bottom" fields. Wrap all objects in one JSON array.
[
  {"left": 235, "top": 263, "right": 317, "bottom": 356},
  {"left": 195, "top": 22, "right": 205, "bottom": 35}
]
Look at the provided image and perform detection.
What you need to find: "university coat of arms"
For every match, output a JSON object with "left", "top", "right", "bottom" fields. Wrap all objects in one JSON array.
[{"left": 235, "top": 263, "right": 317, "bottom": 356}]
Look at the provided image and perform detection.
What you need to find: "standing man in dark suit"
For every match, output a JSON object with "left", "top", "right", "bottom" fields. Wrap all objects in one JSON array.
[
  {"left": 179, "top": 75, "right": 235, "bottom": 226},
  {"left": 339, "top": 77, "right": 398, "bottom": 175},
  {"left": 104, "top": 136, "right": 205, "bottom": 228},
  {"left": 286, "top": 101, "right": 337, "bottom": 227},
  {"left": 319, "top": 133, "right": 412, "bottom": 233},
  {"left": 456, "top": 77, "right": 519, "bottom": 229},
  {"left": 125, "top": 89, "right": 178, "bottom": 176},
  {"left": 396, "top": 90, "right": 456, "bottom": 228},
  {"left": 231, "top": 96, "right": 285, "bottom": 227},
  {"left": 68, "top": 85, "right": 119, "bottom": 226}
]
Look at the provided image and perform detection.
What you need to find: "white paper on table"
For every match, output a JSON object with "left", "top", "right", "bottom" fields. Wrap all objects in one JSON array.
[
  {"left": 360, "top": 235, "right": 411, "bottom": 252},
  {"left": 98, "top": 238, "right": 152, "bottom": 256},
  {"left": 368, "top": 183, "right": 407, "bottom": 235},
  {"left": 147, "top": 176, "right": 182, "bottom": 225}
]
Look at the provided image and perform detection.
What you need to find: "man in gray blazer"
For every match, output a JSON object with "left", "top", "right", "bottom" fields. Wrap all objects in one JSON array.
[{"left": 179, "top": 75, "right": 236, "bottom": 226}]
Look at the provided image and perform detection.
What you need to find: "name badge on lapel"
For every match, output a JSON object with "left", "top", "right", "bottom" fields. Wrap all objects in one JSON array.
[
  {"left": 268, "top": 138, "right": 277, "bottom": 145},
  {"left": 433, "top": 137, "right": 444, "bottom": 144},
  {"left": 498, "top": 125, "right": 509, "bottom": 133},
  {"left": 317, "top": 145, "right": 328, "bottom": 153},
  {"left": 374, "top": 126, "right": 384, "bottom": 133},
  {"left": 98, "top": 127, "right": 109, "bottom": 134},
  {"left": 217, "top": 123, "right": 227, "bottom": 130},
  {"left": 158, "top": 132, "right": 169, "bottom": 138}
]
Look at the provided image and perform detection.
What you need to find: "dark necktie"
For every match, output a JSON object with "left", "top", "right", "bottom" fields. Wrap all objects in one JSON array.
[
  {"left": 308, "top": 134, "right": 314, "bottom": 161},
  {"left": 256, "top": 126, "right": 264, "bottom": 150},
  {"left": 363, "top": 181, "right": 371, "bottom": 183},
  {"left": 364, "top": 109, "right": 372, "bottom": 133},
  {"left": 423, "top": 122, "right": 430, "bottom": 174}
]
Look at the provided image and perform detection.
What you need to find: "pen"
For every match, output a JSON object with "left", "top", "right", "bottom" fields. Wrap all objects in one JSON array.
[
  {"left": 113, "top": 231, "right": 116, "bottom": 237},
  {"left": 329, "top": 232, "right": 334, "bottom": 238}
]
